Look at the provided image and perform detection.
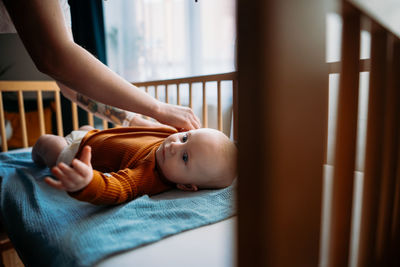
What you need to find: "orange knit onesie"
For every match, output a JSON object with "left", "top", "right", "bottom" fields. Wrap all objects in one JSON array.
[{"left": 68, "top": 126, "right": 177, "bottom": 205}]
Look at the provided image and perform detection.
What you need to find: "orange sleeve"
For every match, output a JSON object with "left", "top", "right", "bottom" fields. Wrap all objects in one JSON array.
[
  {"left": 68, "top": 162, "right": 171, "bottom": 205},
  {"left": 68, "top": 169, "right": 138, "bottom": 205}
]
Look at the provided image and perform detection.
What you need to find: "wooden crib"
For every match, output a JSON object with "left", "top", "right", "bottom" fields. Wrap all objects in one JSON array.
[
  {"left": 0, "top": 72, "right": 238, "bottom": 152},
  {"left": 237, "top": 0, "right": 400, "bottom": 267}
]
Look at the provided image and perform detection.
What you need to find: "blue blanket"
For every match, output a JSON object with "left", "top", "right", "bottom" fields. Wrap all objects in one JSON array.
[{"left": 0, "top": 151, "right": 236, "bottom": 267}]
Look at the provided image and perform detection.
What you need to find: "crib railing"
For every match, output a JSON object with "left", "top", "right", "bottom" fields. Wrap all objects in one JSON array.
[
  {"left": 237, "top": 0, "right": 400, "bottom": 266},
  {"left": 0, "top": 72, "right": 237, "bottom": 152},
  {"left": 0, "top": 81, "right": 64, "bottom": 152},
  {"left": 327, "top": 2, "right": 400, "bottom": 267}
]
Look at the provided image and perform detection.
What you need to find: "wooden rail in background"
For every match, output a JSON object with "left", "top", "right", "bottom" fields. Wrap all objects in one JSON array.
[{"left": 0, "top": 73, "right": 237, "bottom": 152}]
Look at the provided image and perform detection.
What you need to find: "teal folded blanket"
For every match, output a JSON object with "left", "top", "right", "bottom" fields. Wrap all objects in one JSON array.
[{"left": 0, "top": 151, "right": 236, "bottom": 267}]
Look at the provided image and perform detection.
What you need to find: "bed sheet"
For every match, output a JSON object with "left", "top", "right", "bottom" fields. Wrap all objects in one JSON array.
[
  {"left": 0, "top": 149, "right": 236, "bottom": 267},
  {"left": 97, "top": 211, "right": 237, "bottom": 267}
]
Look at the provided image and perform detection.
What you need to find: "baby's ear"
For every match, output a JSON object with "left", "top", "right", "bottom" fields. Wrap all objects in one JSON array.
[{"left": 176, "top": 184, "right": 198, "bottom": 191}]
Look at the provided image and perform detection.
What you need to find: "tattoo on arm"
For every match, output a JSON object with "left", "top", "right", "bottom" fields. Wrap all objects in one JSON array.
[{"left": 76, "top": 94, "right": 127, "bottom": 125}]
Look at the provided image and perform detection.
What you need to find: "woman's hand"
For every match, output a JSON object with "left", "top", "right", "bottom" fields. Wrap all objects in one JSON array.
[
  {"left": 126, "top": 114, "right": 176, "bottom": 131},
  {"left": 45, "top": 146, "right": 93, "bottom": 192},
  {"left": 157, "top": 102, "right": 201, "bottom": 131}
]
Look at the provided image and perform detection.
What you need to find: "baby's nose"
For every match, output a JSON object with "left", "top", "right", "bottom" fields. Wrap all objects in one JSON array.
[{"left": 167, "top": 141, "right": 178, "bottom": 155}]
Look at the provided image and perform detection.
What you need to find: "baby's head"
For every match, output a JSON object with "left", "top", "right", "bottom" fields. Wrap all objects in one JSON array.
[{"left": 156, "top": 128, "right": 237, "bottom": 191}]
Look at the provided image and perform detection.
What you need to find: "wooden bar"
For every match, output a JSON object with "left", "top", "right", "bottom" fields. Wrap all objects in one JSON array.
[
  {"left": 155, "top": 86, "right": 158, "bottom": 100},
  {"left": 328, "top": 59, "right": 371, "bottom": 74},
  {"left": 132, "top": 72, "right": 236, "bottom": 87},
  {"left": 328, "top": 3, "right": 360, "bottom": 267},
  {"left": 177, "top": 84, "right": 181, "bottom": 105},
  {"left": 389, "top": 40, "right": 400, "bottom": 266},
  {"left": 391, "top": 146, "right": 400, "bottom": 266},
  {"left": 36, "top": 90, "right": 45, "bottom": 136},
  {"left": 54, "top": 91, "right": 63, "bottom": 136},
  {"left": 102, "top": 120, "right": 108, "bottom": 130},
  {"left": 0, "top": 81, "right": 59, "bottom": 91},
  {"left": 144, "top": 86, "right": 150, "bottom": 120},
  {"left": 375, "top": 36, "right": 400, "bottom": 267},
  {"left": 165, "top": 85, "right": 168, "bottom": 103},
  {"left": 217, "top": 81, "right": 222, "bottom": 131},
  {"left": 233, "top": 79, "right": 238, "bottom": 141},
  {"left": 17, "top": 91, "right": 28, "bottom": 148},
  {"left": 189, "top": 83, "right": 193, "bottom": 109},
  {"left": 202, "top": 82, "right": 207, "bottom": 127},
  {"left": 71, "top": 102, "right": 79, "bottom": 131},
  {"left": 0, "top": 92, "right": 8, "bottom": 152},
  {"left": 87, "top": 113, "right": 94, "bottom": 127},
  {"left": 357, "top": 24, "right": 387, "bottom": 267},
  {"left": 237, "top": 0, "right": 326, "bottom": 266}
]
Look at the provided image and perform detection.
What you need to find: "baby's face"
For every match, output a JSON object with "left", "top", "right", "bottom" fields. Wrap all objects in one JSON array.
[{"left": 155, "top": 128, "right": 226, "bottom": 188}]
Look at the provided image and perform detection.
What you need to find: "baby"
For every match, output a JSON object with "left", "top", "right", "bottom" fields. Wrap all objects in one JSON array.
[{"left": 32, "top": 125, "right": 237, "bottom": 205}]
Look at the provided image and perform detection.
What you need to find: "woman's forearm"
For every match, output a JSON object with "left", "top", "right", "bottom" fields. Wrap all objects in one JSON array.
[
  {"left": 59, "top": 83, "right": 168, "bottom": 128},
  {"left": 4, "top": 0, "right": 162, "bottom": 118},
  {"left": 51, "top": 42, "right": 162, "bottom": 117},
  {"left": 57, "top": 82, "right": 130, "bottom": 125}
]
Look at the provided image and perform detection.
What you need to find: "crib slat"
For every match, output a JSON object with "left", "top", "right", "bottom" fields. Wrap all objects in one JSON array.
[
  {"left": 71, "top": 102, "right": 79, "bottom": 130},
  {"left": 165, "top": 85, "right": 169, "bottom": 103},
  {"left": 155, "top": 86, "right": 158, "bottom": 100},
  {"left": 177, "top": 84, "right": 181, "bottom": 105},
  {"left": 102, "top": 120, "right": 108, "bottom": 130},
  {"left": 202, "top": 82, "right": 207, "bottom": 127},
  {"left": 233, "top": 79, "right": 238, "bottom": 141},
  {"left": 87, "top": 113, "right": 94, "bottom": 127},
  {"left": 328, "top": 4, "right": 360, "bottom": 266},
  {"left": 144, "top": 86, "right": 150, "bottom": 120},
  {"left": 189, "top": 83, "right": 193, "bottom": 109},
  {"left": 54, "top": 91, "right": 63, "bottom": 136},
  {"left": 0, "top": 92, "right": 8, "bottom": 152},
  {"left": 388, "top": 41, "right": 400, "bottom": 266},
  {"left": 36, "top": 90, "right": 45, "bottom": 136},
  {"left": 391, "top": 148, "right": 400, "bottom": 266},
  {"left": 217, "top": 81, "right": 222, "bottom": 131},
  {"left": 17, "top": 91, "right": 28, "bottom": 148},
  {"left": 375, "top": 36, "right": 400, "bottom": 267},
  {"left": 357, "top": 24, "right": 387, "bottom": 267}
]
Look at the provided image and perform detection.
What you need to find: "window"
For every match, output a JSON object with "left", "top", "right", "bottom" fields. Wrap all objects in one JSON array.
[{"left": 103, "top": 0, "right": 236, "bottom": 82}]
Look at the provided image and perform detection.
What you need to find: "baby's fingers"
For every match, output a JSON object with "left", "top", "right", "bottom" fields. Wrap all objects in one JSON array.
[
  {"left": 71, "top": 158, "right": 92, "bottom": 178},
  {"left": 51, "top": 164, "right": 81, "bottom": 190},
  {"left": 44, "top": 176, "right": 66, "bottom": 190},
  {"left": 79, "top": 146, "right": 92, "bottom": 166}
]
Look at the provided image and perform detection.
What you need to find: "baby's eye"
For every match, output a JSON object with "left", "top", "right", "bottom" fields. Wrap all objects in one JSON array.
[
  {"left": 182, "top": 134, "right": 188, "bottom": 143},
  {"left": 182, "top": 152, "right": 189, "bottom": 163}
]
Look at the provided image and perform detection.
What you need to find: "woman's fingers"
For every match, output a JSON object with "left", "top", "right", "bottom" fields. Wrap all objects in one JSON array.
[
  {"left": 190, "top": 113, "right": 201, "bottom": 130},
  {"left": 181, "top": 107, "right": 201, "bottom": 130},
  {"left": 159, "top": 103, "right": 201, "bottom": 131}
]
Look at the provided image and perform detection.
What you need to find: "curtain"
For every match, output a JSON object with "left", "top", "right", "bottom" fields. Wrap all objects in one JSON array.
[{"left": 62, "top": 0, "right": 107, "bottom": 134}]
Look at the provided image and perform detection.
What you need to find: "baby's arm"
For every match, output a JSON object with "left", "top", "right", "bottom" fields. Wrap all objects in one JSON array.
[{"left": 45, "top": 146, "right": 93, "bottom": 192}]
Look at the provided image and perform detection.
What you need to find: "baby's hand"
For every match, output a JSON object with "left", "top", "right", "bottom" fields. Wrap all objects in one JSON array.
[{"left": 45, "top": 146, "right": 93, "bottom": 192}]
